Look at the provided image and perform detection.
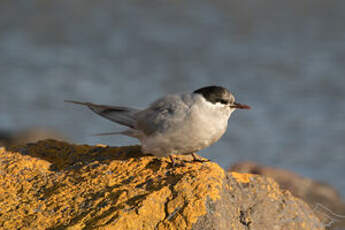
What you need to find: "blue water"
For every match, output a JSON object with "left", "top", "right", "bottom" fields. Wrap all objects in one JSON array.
[{"left": 1, "top": 0, "right": 345, "bottom": 197}]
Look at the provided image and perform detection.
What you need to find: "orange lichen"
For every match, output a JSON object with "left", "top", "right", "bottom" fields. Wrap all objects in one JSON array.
[
  {"left": 0, "top": 140, "right": 324, "bottom": 230},
  {"left": 0, "top": 147, "right": 5, "bottom": 154},
  {"left": 0, "top": 140, "right": 225, "bottom": 230},
  {"left": 230, "top": 172, "right": 253, "bottom": 183}
]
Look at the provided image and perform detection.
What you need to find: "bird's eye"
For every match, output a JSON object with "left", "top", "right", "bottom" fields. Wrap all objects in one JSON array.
[{"left": 216, "top": 99, "right": 228, "bottom": 104}]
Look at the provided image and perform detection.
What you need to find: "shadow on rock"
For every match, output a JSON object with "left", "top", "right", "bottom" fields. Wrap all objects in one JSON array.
[{"left": 8, "top": 139, "right": 147, "bottom": 171}]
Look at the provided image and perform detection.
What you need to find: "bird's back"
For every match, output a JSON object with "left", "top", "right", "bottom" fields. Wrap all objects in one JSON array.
[{"left": 135, "top": 94, "right": 193, "bottom": 135}]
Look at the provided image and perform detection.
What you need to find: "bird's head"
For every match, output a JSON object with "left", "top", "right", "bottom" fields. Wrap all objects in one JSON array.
[{"left": 193, "top": 86, "right": 251, "bottom": 112}]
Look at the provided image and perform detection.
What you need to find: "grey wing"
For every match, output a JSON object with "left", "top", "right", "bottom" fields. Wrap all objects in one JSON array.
[
  {"left": 65, "top": 100, "right": 140, "bottom": 128},
  {"left": 134, "top": 95, "right": 190, "bottom": 135}
]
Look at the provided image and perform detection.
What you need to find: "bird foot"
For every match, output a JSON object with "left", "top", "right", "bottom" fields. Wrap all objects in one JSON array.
[
  {"left": 191, "top": 153, "right": 211, "bottom": 163},
  {"left": 168, "top": 154, "right": 210, "bottom": 167}
]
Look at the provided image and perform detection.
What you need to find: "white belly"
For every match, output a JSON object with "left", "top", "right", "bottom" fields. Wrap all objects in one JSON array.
[{"left": 140, "top": 101, "right": 231, "bottom": 157}]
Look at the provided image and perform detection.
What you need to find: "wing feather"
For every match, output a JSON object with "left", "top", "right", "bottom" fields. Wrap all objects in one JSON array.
[{"left": 65, "top": 100, "right": 140, "bottom": 128}]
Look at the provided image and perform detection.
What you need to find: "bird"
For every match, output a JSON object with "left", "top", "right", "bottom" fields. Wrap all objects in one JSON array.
[{"left": 65, "top": 86, "right": 250, "bottom": 164}]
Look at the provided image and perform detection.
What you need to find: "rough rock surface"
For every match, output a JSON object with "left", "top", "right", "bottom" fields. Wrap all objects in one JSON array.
[
  {"left": 0, "top": 140, "right": 324, "bottom": 230},
  {"left": 0, "top": 127, "right": 65, "bottom": 147},
  {"left": 230, "top": 161, "right": 345, "bottom": 230}
]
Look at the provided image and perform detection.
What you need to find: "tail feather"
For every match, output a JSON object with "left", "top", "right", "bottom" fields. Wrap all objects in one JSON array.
[
  {"left": 92, "top": 131, "right": 123, "bottom": 136},
  {"left": 91, "top": 129, "right": 142, "bottom": 139},
  {"left": 65, "top": 100, "right": 140, "bottom": 128}
]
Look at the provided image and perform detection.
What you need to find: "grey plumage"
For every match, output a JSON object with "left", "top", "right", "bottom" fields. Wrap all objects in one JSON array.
[{"left": 65, "top": 86, "right": 250, "bottom": 157}]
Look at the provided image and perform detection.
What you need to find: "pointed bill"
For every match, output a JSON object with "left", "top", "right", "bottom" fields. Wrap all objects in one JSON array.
[{"left": 230, "top": 102, "right": 251, "bottom": 109}]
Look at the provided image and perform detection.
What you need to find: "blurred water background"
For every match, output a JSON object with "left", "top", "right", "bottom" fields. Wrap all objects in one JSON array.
[{"left": 1, "top": 0, "right": 344, "bottom": 197}]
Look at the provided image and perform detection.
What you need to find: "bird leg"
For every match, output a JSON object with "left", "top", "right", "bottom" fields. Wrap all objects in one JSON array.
[
  {"left": 169, "top": 155, "right": 186, "bottom": 167},
  {"left": 169, "top": 155, "right": 176, "bottom": 165}
]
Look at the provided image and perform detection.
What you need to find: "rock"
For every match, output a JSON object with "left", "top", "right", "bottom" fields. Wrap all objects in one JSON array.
[
  {"left": 229, "top": 161, "right": 345, "bottom": 230},
  {"left": 0, "top": 140, "right": 324, "bottom": 230},
  {"left": 0, "top": 127, "right": 65, "bottom": 147}
]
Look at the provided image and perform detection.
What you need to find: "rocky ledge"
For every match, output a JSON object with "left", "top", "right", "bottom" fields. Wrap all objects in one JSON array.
[
  {"left": 229, "top": 162, "right": 345, "bottom": 230},
  {"left": 0, "top": 140, "right": 324, "bottom": 230}
]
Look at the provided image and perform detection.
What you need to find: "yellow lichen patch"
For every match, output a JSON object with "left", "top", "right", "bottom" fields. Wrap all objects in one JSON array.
[
  {"left": 0, "top": 147, "right": 5, "bottom": 154},
  {"left": 230, "top": 172, "right": 253, "bottom": 183},
  {"left": 95, "top": 144, "right": 108, "bottom": 148},
  {"left": 0, "top": 140, "right": 227, "bottom": 230}
]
